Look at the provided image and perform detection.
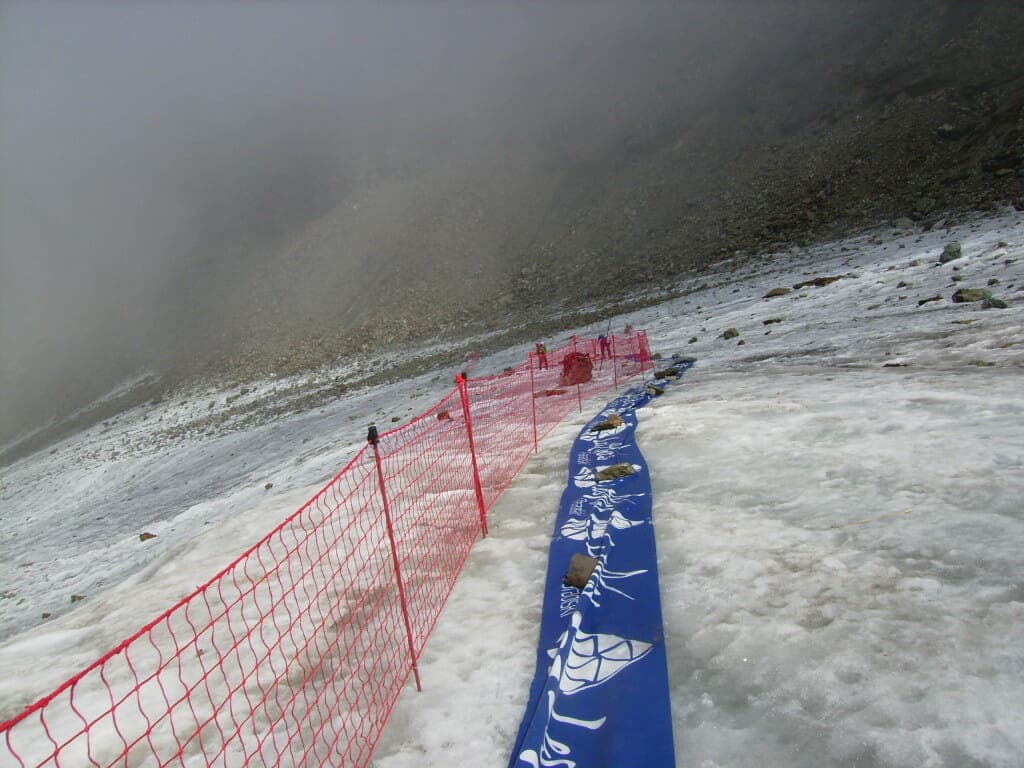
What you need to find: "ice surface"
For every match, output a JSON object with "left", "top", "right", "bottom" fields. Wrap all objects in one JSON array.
[{"left": 2, "top": 209, "right": 1022, "bottom": 767}]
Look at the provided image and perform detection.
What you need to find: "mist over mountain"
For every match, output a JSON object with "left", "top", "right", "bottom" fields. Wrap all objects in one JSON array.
[{"left": 2, "top": 1, "right": 1023, "bottom": 455}]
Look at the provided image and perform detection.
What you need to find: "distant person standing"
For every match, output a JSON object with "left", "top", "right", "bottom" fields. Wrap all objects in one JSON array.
[
  {"left": 535, "top": 342, "right": 549, "bottom": 369},
  {"left": 598, "top": 334, "right": 611, "bottom": 360}
]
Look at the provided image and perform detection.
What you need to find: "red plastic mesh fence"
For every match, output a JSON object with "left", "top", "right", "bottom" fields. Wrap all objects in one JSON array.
[{"left": 1, "top": 332, "right": 651, "bottom": 768}]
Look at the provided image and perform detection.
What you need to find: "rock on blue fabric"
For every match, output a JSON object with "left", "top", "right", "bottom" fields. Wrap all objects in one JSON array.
[{"left": 509, "top": 360, "right": 693, "bottom": 768}]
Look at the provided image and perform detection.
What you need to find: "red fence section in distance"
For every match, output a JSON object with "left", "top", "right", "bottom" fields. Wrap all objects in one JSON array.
[{"left": 1, "top": 331, "right": 651, "bottom": 768}]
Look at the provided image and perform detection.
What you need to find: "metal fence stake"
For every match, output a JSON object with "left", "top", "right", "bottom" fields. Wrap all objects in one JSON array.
[
  {"left": 528, "top": 353, "right": 539, "bottom": 453},
  {"left": 368, "top": 426, "right": 422, "bottom": 692},
  {"left": 571, "top": 335, "right": 582, "bottom": 413},
  {"left": 456, "top": 375, "right": 489, "bottom": 537},
  {"left": 611, "top": 334, "right": 619, "bottom": 392}
]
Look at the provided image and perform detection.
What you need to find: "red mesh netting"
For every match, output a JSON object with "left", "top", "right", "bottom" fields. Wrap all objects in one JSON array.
[{"left": 1, "top": 332, "right": 651, "bottom": 767}]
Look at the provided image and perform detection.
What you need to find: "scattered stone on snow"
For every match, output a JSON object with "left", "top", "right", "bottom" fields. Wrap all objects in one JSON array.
[
  {"left": 688, "top": 336, "right": 698, "bottom": 344},
  {"left": 939, "top": 241, "right": 963, "bottom": 263},
  {"left": 764, "top": 287, "right": 791, "bottom": 298},
  {"left": 722, "top": 328, "right": 740, "bottom": 339},
  {"left": 563, "top": 554, "right": 599, "bottom": 589},
  {"left": 139, "top": 532, "right": 157, "bottom": 542},
  {"left": 793, "top": 275, "right": 843, "bottom": 289},
  {"left": 763, "top": 317, "right": 783, "bottom": 325},
  {"left": 917, "top": 295, "right": 943, "bottom": 307},
  {"left": 595, "top": 463, "right": 636, "bottom": 482},
  {"left": 645, "top": 383, "right": 666, "bottom": 396},
  {"left": 982, "top": 297, "right": 1008, "bottom": 309},
  {"left": 988, "top": 278, "right": 1000, "bottom": 286},
  {"left": 264, "top": 482, "right": 274, "bottom": 490},
  {"left": 952, "top": 288, "right": 992, "bottom": 303},
  {"left": 590, "top": 414, "right": 624, "bottom": 432},
  {"left": 70, "top": 595, "right": 85, "bottom": 603}
]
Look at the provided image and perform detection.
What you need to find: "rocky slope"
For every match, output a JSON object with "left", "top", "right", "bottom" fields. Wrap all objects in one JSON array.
[
  {"left": 4, "top": 1, "right": 1023, "bottom": 463},
  {"left": 182, "top": 1, "right": 1023, "bottom": 382}
]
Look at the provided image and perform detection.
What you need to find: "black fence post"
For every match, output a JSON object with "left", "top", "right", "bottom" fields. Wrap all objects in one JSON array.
[{"left": 367, "top": 426, "right": 422, "bottom": 692}]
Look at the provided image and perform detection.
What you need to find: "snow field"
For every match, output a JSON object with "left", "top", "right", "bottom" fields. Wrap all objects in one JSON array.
[{"left": 641, "top": 368, "right": 1024, "bottom": 767}]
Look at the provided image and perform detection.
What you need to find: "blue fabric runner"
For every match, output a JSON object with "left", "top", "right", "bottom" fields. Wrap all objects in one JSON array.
[{"left": 509, "top": 359, "right": 694, "bottom": 768}]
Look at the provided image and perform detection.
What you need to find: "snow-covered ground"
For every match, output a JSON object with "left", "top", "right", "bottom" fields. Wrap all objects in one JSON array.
[{"left": 2, "top": 209, "right": 1022, "bottom": 767}]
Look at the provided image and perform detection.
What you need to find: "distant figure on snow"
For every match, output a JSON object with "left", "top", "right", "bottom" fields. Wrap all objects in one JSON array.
[
  {"left": 598, "top": 334, "right": 611, "bottom": 360},
  {"left": 535, "top": 342, "right": 549, "bottom": 370}
]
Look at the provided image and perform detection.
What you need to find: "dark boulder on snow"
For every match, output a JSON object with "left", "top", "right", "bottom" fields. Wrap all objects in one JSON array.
[
  {"left": 722, "top": 328, "right": 740, "bottom": 339},
  {"left": 952, "top": 288, "right": 992, "bottom": 303},
  {"left": 793, "top": 275, "right": 842, "bottom": 289},
  {"left": 918, "top": 295, "right": 943, "bottom": 307},
  {"left": 939, "top": 241, "right": 963, "bottom": 263},
  {"left": 981, "top": 297, "right": 1008, "bottom": 309}
]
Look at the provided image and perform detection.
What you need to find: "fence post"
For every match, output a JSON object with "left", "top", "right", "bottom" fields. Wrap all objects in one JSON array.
[
  {"left": 611, "top": 334, "right": 619, "bottom": 392},
  {"left": 640, "top": 330, "right": 651, "bottom": 380},
  {"left": 571, "top": 335, "right": 582, "bottom": 413},
  {"left": 528, "top": 353, "right": 539, "bottom": 453},
  {"left": 456, "top": 375, "right": 489, "bottom": 537},
  {"left": 367, "top": 426, "right": 422, "bottom": 692}
]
